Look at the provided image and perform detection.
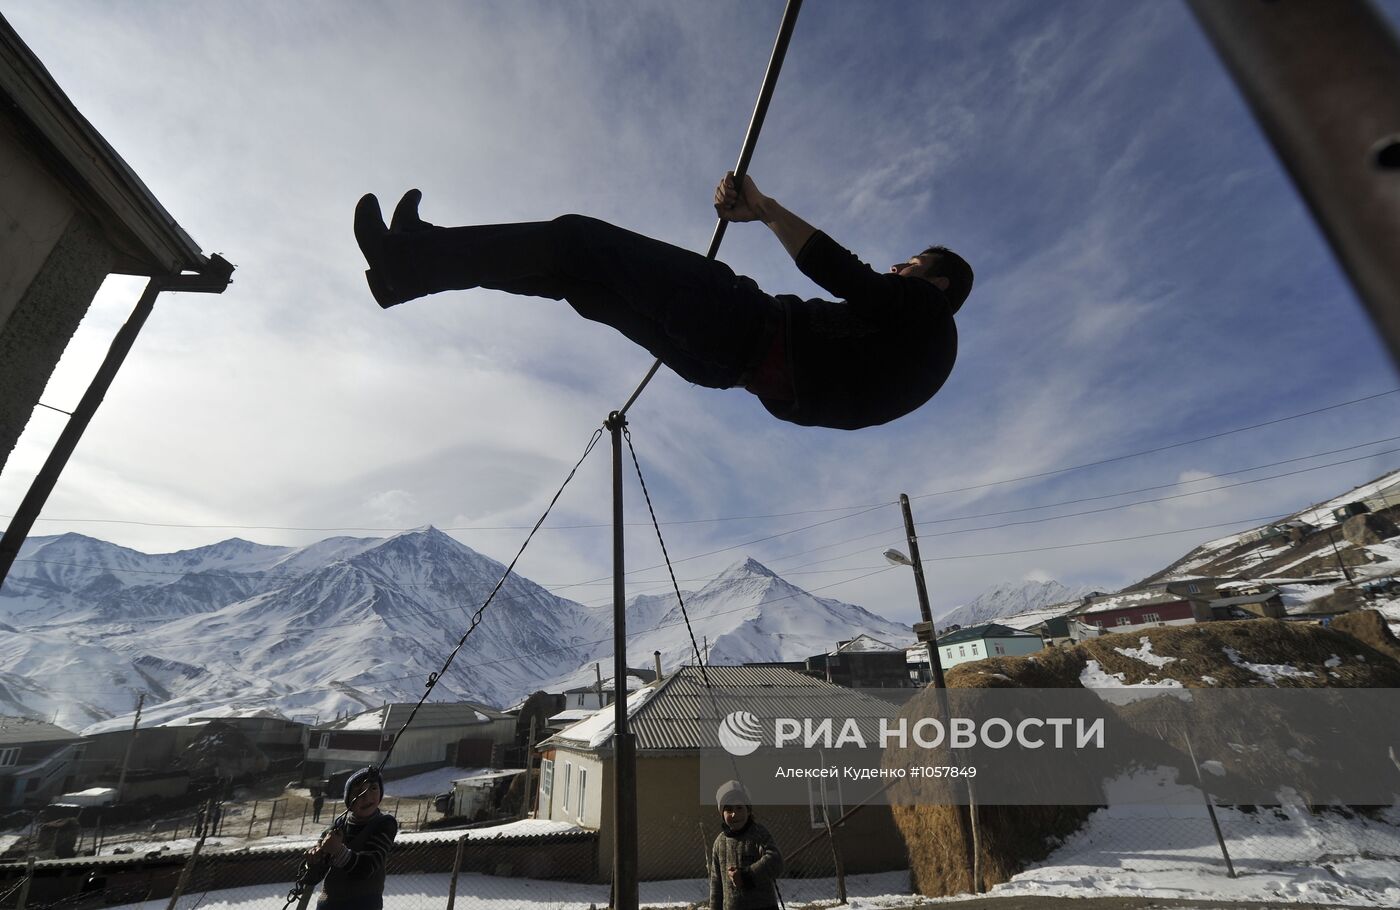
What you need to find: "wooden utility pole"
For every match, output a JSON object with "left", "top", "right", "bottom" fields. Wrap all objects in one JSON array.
[{"left": 114, "top": 693, "right": 145, "bottom": 804}]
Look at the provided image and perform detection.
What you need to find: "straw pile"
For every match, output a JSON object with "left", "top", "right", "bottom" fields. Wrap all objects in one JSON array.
[{"left": 884, "top": 616, "right": 1400, "bottom": 897}]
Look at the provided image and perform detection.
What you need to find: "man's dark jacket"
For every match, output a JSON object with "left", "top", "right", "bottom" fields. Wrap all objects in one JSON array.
[{"left": 764, "top": 231, "right": 958, "bottom": 430}]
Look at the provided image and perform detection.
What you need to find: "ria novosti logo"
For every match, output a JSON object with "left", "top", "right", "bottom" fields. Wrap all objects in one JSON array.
[
  {"left": 718, "top": 711, "right": 764, "bottom": 756},
  {"left": 717, "top": 713, "right": 1105, "bottom": 754}
]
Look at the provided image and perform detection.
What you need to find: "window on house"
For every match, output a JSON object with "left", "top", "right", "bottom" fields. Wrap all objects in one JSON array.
[
  {"left": 1116, "top": 617, "right": 1131, "bottom": 626},
  {"left": 971, "top": 643, "right": 980, "bottom": 654},
  {"left": 807, "top": 777, "right": 844, "bottom": 829},
  {"left": 576, "top": 768, "right": 587, "bottom": 820},
  {"left": 1143, "top": 612, "right": 1160, "bottom": 623},
  {"left": 994, "top": 643, "right": 1006, "bottom": 655},
  {"left": 540, "top": 758, "right": 554, "bottom": 803},
  {"left": 0, "top": 748, "right": 17, "bottom": 767},
  {"left": 1187, "top": 583, "right": 1200, "bottom": 594},
  {"left": 562, "top": 761, "right": 573, "bottom": 810},
  {"left": 945, "top": 648, "right": 954, "bottom": 659},
  {"left": 958, "top": 646, "right": 966, "bottom": 657}
]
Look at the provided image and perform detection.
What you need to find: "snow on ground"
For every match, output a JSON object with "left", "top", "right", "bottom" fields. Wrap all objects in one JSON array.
[
  {"left": 1374, "top": 598, "right": 1400, "bottom": 637},
  {"left": 1295, "top": 471, "right": 1400, "bottom": 527},
  {"left": 1114, "top": 637, "right": 1177, "bottom": 668},
  {"left": 1278, "top": 581, "right": 1336, "bottom": 612},
  {"left": 1222, "top": 646, "right": 1319, "bottom": 683},
  {"left": 86, "top": 774, "right": 1400, "bottom": 910},
  {"left": 383, "top": 766, "right": 493, "bottom": 797},
  {"left": 1079, "top": 660, "right": 1185, "bottom": 704},
  {"left": 984, "top": 769, "right": 1400, "bottom": 907},
  {"left": 109, "top": 869, "right": 914, "bottom": 910}
]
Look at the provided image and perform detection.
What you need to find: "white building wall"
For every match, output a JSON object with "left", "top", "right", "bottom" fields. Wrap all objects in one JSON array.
[
  {"left": 939, "top": 635, "right": 1043, "bottom": 669},
  {"left": 542, "top": 748, "right": 603, "bottom": 828}
]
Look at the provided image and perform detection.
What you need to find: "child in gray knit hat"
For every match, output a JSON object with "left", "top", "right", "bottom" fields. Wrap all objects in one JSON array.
[
  {"left": 709, "top": 780, "right": 783, "bottom": 910},
  {"left": 305, "top": 767, "right": 398, "bottom": 910}
]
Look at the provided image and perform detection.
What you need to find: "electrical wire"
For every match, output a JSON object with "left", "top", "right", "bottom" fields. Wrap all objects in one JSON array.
[{"left": 6, "top": 387, "right": 1394, "bottom": 535}]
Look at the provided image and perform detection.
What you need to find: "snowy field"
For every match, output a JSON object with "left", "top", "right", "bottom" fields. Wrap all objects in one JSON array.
[
  {"left": 107, "top": 869, "right": 915, "bottom": 910},
  {"left": 984, "top": 773, "right": 1400, "bottom": 907}
]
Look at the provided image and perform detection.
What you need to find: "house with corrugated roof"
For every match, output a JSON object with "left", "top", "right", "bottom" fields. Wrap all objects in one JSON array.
[
  {"left": 806, "top": 634, "right": 918, "bottom": 688},
  {"left": 535, "top": 665, "right": 908, "bottom": 882},
  {"left": 305, "top": 702, "right": 515, "bottom": 783},
  {"left": 1066, "top": 588, "right": 1204, "bottom": 640},
  {"left": 933, "top": 623, "right": 1044, "bottom": 669},
  {"left": 1066, "top": 579, "right": 1285, "bottom": 641},
  {"left": 0, "top": 717, "right": 86, "bottom": 808}
]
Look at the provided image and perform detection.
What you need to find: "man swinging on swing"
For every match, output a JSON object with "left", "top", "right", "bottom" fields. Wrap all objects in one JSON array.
[{"left": 354, "top": 173, "right": 972, "bottom": 430}]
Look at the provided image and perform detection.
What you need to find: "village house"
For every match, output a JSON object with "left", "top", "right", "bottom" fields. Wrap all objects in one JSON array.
[
  {"left": 934, "top": 623, "right": 1044, "bottom": 669},
  {"left": 1067, "top": 589, "right": 1203, "bottom": 640},
  {"left": 305, "top": 702, "right": 515, "bottom": 783},
  {"left": 0, "top": 717, "right": 86, "bottom": 808},
  {"left": 71, "top": 713, "right": 308, "bottom": 794},
  {"left": 805, "top": 634, "right": 917, "bottom": 688},
  {"left": 536, "top": 665, "right": 909, "bottom": 883},
  {"left": 1065, "top": 578, "right": 1285, "bottom": 640}
]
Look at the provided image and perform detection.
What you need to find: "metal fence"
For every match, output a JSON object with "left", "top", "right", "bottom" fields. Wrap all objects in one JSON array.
[{"left": 3, "top": 798, "right": 1396, "bottom": 909}]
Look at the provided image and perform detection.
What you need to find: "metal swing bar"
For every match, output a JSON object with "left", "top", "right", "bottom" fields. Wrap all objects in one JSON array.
[
  {"left": 605, "top": 2, "right": 804, "bottom": 907},
  {"left": 615, "top": 0, "right": 806, "bottom": 419}
]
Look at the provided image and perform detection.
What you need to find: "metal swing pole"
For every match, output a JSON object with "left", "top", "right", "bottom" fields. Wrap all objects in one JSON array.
[
  {"left": 606, "top": 3, "right": 804, "bottom": 907},
  {"left": 615, "top": 0, "right": 805, "bottom": 419}
]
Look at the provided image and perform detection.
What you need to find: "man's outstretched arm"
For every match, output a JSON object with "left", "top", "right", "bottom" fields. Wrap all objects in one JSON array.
[{"left": 715, "top": 172, "right": 816, "bottom": 260}]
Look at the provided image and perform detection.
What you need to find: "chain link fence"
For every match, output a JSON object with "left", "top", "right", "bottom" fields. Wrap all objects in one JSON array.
[
  {"left": 0, "top": 802, "right": 908, "bottom": 910},
  {"left": 4, "top": 795, "right": 1397, "bottom": 908}
]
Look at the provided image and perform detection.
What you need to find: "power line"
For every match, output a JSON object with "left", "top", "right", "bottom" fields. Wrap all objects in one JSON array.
[
  {"left": 8, "top": 441, "right": 1398, "bottom": 628},
  {"left": 6, "top": 387, "right": 1395, "bottom": 535},
  {"left": 752, "top": 443, "right": 1400, "bottom": 575},
  {"left": 908, "top": 387, "right": 1399, "bottom": 502}
]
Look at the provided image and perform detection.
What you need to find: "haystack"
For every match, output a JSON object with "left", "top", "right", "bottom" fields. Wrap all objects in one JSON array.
[
  {"left": 1330, "top": 608, "right": 1400, "bottom": 663},
  {"left": 884, "top": 618, "right": 1400, "bottom": 897},
  {"left": 1342, "top": 512, "right": 1398, "bottom": 546}
]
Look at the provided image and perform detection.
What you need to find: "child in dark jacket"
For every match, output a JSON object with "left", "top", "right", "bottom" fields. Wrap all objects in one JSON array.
[
  {"left": 709, "top": 780, "right": 783, "bottom": 910},
  {"left": 306, "top": 767, "right": 399, "bottom": 910}
]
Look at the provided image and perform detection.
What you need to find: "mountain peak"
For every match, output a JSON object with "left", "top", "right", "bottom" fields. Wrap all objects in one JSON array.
[{"left": 723, "top": 557, "right": 778, "bottom": 580}]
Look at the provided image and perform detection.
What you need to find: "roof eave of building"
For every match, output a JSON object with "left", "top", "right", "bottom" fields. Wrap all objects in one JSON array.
[{"left": 0, "top": 15, "right": 212, "bottom": 277}]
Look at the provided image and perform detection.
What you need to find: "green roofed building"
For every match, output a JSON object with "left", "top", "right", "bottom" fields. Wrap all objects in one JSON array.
[{"left": 934, "top": 623, "right": 1044, "bottom": 670}]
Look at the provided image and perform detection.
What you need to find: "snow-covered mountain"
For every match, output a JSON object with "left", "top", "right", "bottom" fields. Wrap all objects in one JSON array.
[
  {"left": 936, "top": 579, "right": 1103, "bottom": 630},
  {"left": 1, "top": 531, "right": 911, "bottom": 733},
  {"left": 624, "top": 557, "right": 913, "bottom": 669}
]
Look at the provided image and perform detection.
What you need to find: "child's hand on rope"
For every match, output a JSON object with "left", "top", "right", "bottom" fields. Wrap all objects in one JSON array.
[
  {"left": 312, "top": 829, "right": 344, "bottom": 860},
  {"left": 715, "top": 172, "right": 768, "bottom": 223}
]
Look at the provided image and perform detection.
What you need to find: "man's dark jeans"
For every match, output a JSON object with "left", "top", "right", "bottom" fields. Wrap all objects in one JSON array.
[{"left": 417, "top": 215, "right": 781, "bottom": 389}]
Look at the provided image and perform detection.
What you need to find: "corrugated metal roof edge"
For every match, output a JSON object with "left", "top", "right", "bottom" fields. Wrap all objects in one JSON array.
[{"left": 0, "top": 829, "right": 599, "bottom": 871}]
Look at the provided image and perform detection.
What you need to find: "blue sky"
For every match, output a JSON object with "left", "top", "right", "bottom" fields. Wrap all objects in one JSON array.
[{"left": 3, "top": 1, "right": 1399, "bottom": 624}]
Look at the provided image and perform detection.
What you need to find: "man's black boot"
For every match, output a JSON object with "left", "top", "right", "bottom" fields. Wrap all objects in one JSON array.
[
  {"left": 355, "top": 193, "right": 414, "bottom": 308},
  {"left": 355, "top": 190, "right": 562, "bottom": 308}
]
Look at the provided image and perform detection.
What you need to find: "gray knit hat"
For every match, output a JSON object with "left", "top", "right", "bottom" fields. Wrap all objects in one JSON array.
[
  {"left": 344, "top": 766, "right": 382, "bottom": 808},
  {"left": 715, "top": 779, "right": 750, "bottom": 811}
]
